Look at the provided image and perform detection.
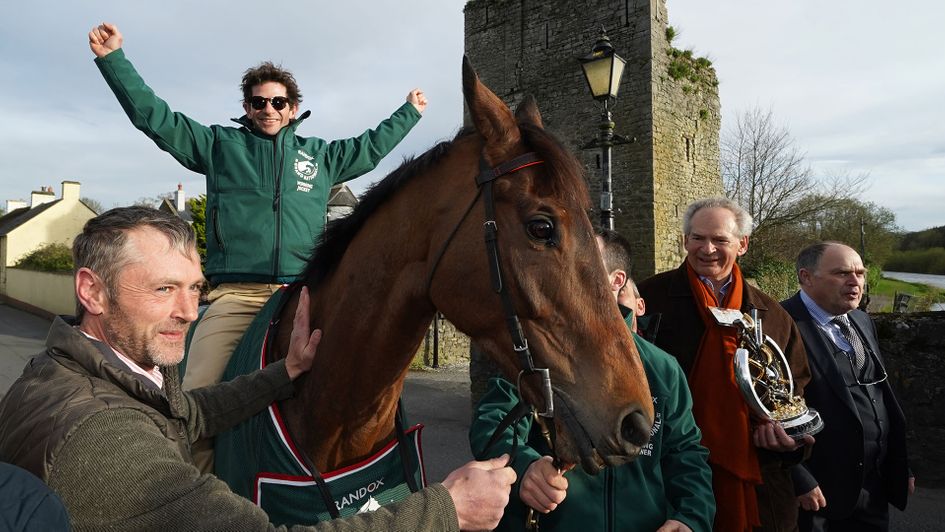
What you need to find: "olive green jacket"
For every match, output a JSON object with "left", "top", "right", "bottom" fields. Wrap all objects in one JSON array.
[
  {"left": 0, "top": 318, "right": 457, "bottom": 531},
  {"left": 95, "top": 49, "right": 421, "bottom": 285}
]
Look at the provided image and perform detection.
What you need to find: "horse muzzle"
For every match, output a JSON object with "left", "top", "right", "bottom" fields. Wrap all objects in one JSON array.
[{"left": 552, "top": 389, "right": 652, "bottom": 475}]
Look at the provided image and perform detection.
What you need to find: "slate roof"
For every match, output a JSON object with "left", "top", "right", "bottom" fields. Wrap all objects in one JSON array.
[{"left": 0, "top": 200, "right": 60, "bottom": 236}]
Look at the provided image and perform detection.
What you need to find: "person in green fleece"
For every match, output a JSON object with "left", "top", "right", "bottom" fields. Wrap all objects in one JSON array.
[
  {"left": 470, "top": 227, "right": 715, "bottom": 531},
  {"left": 89, "top": 22, "right": 427, "bottom": 471},
  {"left": 0, "top": 206, "right": 516, "bottom": 531}
]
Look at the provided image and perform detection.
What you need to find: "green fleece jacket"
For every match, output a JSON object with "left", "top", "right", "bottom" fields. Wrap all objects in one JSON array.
[
  {"left": 0, "top": 318, "right": 457, "bottom": 531},
  {"left": 95, "top": 49, "right": 421, "bottom": 285},
  {"left": 470, "top": 322, "right": 715, "bottom": 531}
]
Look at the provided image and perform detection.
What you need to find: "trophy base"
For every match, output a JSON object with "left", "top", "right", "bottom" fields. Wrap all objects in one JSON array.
[{"left": 778, "top": 408, "right": 824, "bottom": 440}]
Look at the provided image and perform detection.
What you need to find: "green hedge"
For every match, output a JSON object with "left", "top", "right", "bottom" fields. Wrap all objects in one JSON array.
[
  {"left": 883, "top": 247, "right": 945, "bottom": 275},
  {"left": 744, "top": 259, "right": 797, "bottom": 302},
  {"left": 15, "top": 243, "right": 74, "bottom": 272}
]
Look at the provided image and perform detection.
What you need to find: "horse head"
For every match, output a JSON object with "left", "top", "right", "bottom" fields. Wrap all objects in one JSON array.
[
  {"left": 265, "top": 58, "right": 653, "bottom": 478},
  {"left": 427, "top": 58, "right": 654, "bottom": 473}
]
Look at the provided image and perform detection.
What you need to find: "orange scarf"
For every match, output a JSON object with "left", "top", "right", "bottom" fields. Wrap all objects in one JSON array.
[{"left": 686, "top": 262, "right": 761, "bottom": 531}]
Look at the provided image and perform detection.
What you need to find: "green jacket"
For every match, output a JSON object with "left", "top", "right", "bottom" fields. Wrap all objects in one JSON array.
[
  {"left": 95, "top": 49, "right": 421, "bottom": 285},
  {"left": 470, "top": 323, "right": 715, "bottom": 531},
  {"left": 0, "top": 318, "right": 457, "bottom": 531}
]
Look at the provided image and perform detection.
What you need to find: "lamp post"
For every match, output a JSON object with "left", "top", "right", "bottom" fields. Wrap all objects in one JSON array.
[{"left": 579, "top": 28, "right": 629, "bottom": 230}]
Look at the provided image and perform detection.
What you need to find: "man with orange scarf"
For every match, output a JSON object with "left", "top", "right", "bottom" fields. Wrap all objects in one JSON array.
[{"left": 638, "top": 197, "right": 814, "bottom": 532}]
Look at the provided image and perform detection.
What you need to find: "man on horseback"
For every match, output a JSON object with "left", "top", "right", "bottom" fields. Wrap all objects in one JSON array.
[
  {"left": 0, "top": 206, "right": 516, "bottom": 531},
  {"left": 89, "top": 21, "right": 427, "bottom": 471}
]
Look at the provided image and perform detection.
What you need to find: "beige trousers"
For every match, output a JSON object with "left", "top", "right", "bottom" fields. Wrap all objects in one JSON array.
[{"left": 183, "top": 282, "right": 283, "bottom": 473}]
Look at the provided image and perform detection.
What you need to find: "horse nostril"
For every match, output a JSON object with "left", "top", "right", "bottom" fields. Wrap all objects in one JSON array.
[{"left": 620, "top": 408, "right": 652, "bottom": 448}]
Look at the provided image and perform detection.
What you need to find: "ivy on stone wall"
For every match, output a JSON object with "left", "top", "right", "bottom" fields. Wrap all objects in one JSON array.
[{"left": 667, "top": 47, "right": 717, "bottom": 92}]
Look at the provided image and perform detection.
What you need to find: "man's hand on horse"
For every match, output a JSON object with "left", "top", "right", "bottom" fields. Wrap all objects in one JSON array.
[
  {"left": 285, "top": 286, "right": 322, "bottom": 380},
  {"left": 442, "top": 454, "right": 516, "bottom": 531},
  {"left": 89, "top": 22, "right": 123, "bottom": 58},
  {"left": 520, "top": 456, "right": 568, "bottom": 513}
]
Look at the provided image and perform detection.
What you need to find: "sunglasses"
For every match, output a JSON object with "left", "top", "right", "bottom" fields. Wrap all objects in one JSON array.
[{"left": 248, "top": 96, "right": 291, "bottom": 111}]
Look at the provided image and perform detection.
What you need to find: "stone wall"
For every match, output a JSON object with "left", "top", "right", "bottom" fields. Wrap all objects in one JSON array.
[
  {"left": 413, "top": 315, "right": 471, "bottom": 368},
  {"left": 873, "top": 311, "right": 945, "bottom": 487},
  {"left": 464, "top": 0, "right": 721, "bottom": 279}
]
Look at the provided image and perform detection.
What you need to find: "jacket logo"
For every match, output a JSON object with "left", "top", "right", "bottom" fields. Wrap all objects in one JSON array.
[
  {"left": 641, "top": 396, "right": 662, "bottom": 457},
  {"left": 335, "top": 478, "right": 385, "bottom": 512},
  {"left": 294, "top": 150, "right": 318, "bottom": 181}
]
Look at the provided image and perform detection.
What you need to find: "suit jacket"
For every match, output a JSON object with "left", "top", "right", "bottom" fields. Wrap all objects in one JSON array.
[
  {"left": 781, "top": 292, "right": 909, "bottom": 517},
  {"left": 638, "top": 262, "right": 812, "bottom": 530}
]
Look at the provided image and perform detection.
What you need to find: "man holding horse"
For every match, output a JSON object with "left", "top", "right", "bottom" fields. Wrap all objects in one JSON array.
[
  {"left": 0, "top": 206, "right": 515, "bottom": 531},
  {"left": 637, "top": 197, "right": 814, "bottom": 532},
  {"left": 469, "top": 228, "right": 715, "bottom": 531}
]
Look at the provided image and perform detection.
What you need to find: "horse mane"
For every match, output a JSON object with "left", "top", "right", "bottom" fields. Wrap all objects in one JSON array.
[{"left": 300, "top": 122, "right": 588, "bottom": 289}]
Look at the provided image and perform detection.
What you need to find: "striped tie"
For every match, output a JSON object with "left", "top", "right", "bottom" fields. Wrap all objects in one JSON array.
[{"left": 832, "top": 314, "right": 866, "bottom": 371}]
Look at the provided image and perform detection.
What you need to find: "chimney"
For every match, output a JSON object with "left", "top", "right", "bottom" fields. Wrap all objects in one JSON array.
[
  {"left": 61, "top": 181, "right": 80, "bottom": 201},
  {"left": 30, "top": 187, "right": 56, "bottom": 208},
  {"left": 5, "top": 200, "right": 27, "bottom": 212},
  {"left": 175, "top": 183, "right": 185, "bottom": 212}
]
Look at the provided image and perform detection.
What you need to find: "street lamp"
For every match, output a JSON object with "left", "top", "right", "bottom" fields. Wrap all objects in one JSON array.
[{"left": 579, "top": 28, "right": 629, "bottom": 230}]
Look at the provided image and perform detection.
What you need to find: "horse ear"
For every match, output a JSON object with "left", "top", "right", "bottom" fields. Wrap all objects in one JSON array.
[
  {"left": 514, "top": 94, "right": 544, "bottom": 129},
  {"left": 462, "top": 56, "right": 521, "bottom": 159}
]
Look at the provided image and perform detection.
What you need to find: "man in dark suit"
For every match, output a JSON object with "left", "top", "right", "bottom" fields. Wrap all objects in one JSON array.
[{"left": 781, "top": 242, "right": 913, "bottom": 531}]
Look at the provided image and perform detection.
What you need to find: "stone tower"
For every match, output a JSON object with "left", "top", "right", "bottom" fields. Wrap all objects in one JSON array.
[{"left": 464, "top": 0, "right": 722, "bottom": 279}]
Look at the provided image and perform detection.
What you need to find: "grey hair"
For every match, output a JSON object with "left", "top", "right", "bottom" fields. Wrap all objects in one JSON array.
[
  {"left": 682, "top": 197, "right": 753, "bottom": 238},
  {"left": 73, "top": 206, "right": 197, "bottom": 319}
]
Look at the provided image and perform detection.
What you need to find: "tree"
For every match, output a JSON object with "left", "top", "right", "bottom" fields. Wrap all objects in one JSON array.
[
  {"left": 802, "top": 197, "right": 900, "bottom": 267},
  {"left": 898, "top": 226, "right": 945, "bottom": 251},
  {"left": 134, "top": 192, "right": 174, "bottom": 208},
  {"left": 187, "top": 194, "right": 207, "bottom": 263},
  {"left": 722, "top": 106, "right": 866, "bottom": 264},
  {"left": 81, "top": 197, "right": 105, "bottom": 214}
]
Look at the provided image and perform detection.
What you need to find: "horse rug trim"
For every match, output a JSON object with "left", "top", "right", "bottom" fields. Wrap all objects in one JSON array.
[{"left": 215, "top": 287, "right": 426, "bottom": 525}]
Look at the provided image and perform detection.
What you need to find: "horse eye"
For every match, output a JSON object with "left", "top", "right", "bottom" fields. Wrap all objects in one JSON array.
[{"left": 526, "top": 218, "right": 555, "bottom": 243}]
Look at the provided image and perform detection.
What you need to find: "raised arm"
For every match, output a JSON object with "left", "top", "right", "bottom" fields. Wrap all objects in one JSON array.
[
  {"left": 90, "top": 23, "right": 216, "bottom": 175},
  {"left": 406, "top": 88, "right": 427, "bottom": 114},
  {"left": 89, "top": 22, "right": 122, "bottom": 58}
]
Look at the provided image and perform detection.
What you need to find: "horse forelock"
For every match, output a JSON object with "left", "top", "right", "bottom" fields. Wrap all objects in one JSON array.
[{"left": 518, "top": 124, "right": 590, "bottom": 211}]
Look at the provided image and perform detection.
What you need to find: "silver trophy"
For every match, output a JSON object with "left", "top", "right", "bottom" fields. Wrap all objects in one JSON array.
[{"left": 710, "top": 308, "right": 824, "bottom": 440}]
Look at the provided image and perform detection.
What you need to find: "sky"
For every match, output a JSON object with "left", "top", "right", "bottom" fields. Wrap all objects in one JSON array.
[{"left": 1, "top": 0, "right": 942, "bottom": 231}]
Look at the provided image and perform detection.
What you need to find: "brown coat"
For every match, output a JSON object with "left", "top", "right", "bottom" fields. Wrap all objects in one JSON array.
[{"left": 638, "top": 262, "right": 812, "bottom": 532}]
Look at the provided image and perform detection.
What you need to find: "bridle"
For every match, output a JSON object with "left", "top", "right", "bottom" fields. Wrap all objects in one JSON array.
[
  {"left": 426, "top": 149, "right": 568, "bottom": 531},
  {"left": 425, "top": 150, "right": 556, "bottom": 422}
]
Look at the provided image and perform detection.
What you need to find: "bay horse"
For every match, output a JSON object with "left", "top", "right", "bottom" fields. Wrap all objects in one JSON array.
[{"left": 216, "top": 58, "right": 654, "bottom": 518}]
